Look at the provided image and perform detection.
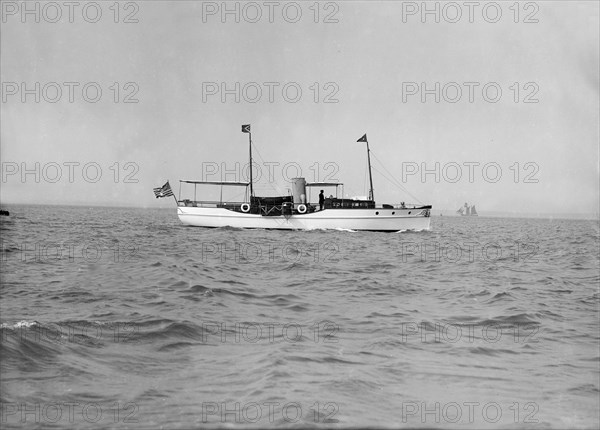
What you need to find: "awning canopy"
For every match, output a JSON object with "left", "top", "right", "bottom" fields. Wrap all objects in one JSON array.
[
  {"left": 179, "top": 180, "right": 250, "bottom": 186},
  {"left": 306, "top": 182, "right": 343, "bottom": 187}
]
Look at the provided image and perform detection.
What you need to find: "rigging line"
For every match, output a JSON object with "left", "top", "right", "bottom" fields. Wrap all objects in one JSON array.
[
  {"left": 223, "top": 190, "right": 246, "bottom": 203},
  {"left": 250, "top": 140, "right": 285, "bottom": 195},
  {"left": 369, "top": 150, "right": 423, "bottom": 203},
  {"left": 372, "top": 165, "right": 422, "bottom": 204},
  {"left": 370, "top": 160, "right": 411, "bottom": 194},
  {"left": 369, "top": 150, "right": 409, "bottom": 190},
  {"left": 371, "top": 165, "right": 422, "bottom": 204}
]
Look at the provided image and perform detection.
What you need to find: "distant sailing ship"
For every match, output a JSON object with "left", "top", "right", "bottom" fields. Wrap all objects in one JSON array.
[
  {"left": 156, "top": 125, "right": 432, "bottom": 232},
  {"left": 457, "top": 203, "right": 478, "bottom": 216}
]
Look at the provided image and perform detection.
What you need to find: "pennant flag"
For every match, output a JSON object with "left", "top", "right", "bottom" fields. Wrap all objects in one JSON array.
[
  {"left": 241, "top": 124, "right": 251, "bottom": 133},
  {"left": 357, "top": 134, "right": 368, "bottom": 142},
  {"left": 153, "top": 181, "right": 174, "bottom": 198}
]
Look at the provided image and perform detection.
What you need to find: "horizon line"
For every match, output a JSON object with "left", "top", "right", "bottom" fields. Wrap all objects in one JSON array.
[{"left": 1, "top": 202, "right": 598, "bottom": 222}]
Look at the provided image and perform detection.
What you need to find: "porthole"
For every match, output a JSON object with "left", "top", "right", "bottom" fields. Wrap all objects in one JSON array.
[
  {"left": 375, "top": 211, "right": 379, "bottom": 215},
  {"left": 408, "top": 211, "right": 411, "bottom": 214},
  {"left": 392, "top": 211, "right": 395, "bottom": 215}
]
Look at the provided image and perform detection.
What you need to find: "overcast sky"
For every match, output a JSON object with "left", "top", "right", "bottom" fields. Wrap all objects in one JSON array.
[{"left": 1, "top": 1, "right": 598, "bottom": 217}]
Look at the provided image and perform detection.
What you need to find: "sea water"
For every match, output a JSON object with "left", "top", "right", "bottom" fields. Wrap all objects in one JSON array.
[{"left": 1, "top": 205, "right": 598, "bottom": 428}]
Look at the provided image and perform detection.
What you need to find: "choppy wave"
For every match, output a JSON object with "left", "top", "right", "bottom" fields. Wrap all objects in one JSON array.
[{"left": 0, "top": 206, "right": 598, "bottom": 428}]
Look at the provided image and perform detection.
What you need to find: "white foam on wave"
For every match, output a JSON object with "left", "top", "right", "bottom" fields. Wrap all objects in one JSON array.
[{"left": 0, "top": 320, "right": 39, "bottom": 329}]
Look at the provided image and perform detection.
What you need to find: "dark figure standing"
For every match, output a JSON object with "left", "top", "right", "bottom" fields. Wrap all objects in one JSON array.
[{"left": 319, "top": 190, "right": 325, "bottom": 211}]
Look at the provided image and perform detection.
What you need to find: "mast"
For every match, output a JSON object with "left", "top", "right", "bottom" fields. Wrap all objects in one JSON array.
[
  {"left": 357, "top": 134, "right": 374, "bottom": 202},
  {"left": 242, "top": 124, "right": 254, "bottom": 197},
  {"left": 367, "top": 140, "right": 374, "bottom": 202},
  {"left": 248, "top": 132, "right": 254, "bottom": 198}
]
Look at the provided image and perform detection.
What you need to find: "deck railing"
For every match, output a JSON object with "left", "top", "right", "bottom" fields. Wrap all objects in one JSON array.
[
  {"left": 382, "top": 203, "right": 427, "bottom": 209},
  {"left": 179, "top": 199, "right": 427, "bottom": 210}
]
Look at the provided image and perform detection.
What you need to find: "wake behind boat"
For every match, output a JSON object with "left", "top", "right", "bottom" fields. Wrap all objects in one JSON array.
[{"left": 157, "top": 126, "right": 432, "bottom": 232}]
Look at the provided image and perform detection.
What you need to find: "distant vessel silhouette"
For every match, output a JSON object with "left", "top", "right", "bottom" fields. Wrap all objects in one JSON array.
[{"left": 456, "top": 203, "right": 478, "bottom": 216}]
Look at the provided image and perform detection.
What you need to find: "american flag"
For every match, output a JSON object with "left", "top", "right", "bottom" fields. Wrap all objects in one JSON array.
[{"left": 153, "top": 181, "right": 174, "bottom": 198}]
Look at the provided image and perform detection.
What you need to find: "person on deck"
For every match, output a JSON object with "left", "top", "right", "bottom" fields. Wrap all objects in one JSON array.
[{"left": 319, "top": 190, "right": 325, "bottom": 211}]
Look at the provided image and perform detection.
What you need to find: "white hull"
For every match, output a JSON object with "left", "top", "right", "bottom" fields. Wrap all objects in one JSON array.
[{"left": 177, "top": 206, "right": 431, "bottom": 231}]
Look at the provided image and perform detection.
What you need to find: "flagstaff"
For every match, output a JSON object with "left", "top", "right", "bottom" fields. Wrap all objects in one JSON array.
[
  {"left": 367, "top": 140, "right": 374, "bottom": 202},
  {"left": 357, "top": 133, "right": 374, "bottom": 202},
  {"left": 249, "top": 132, "right": 254, "bottom": 198},
  {"left": 242, "top": 124, "right": 254, "bottom": 197},
  {"left": 168, "top": 179, "right": 178, "bottom": 205}
]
